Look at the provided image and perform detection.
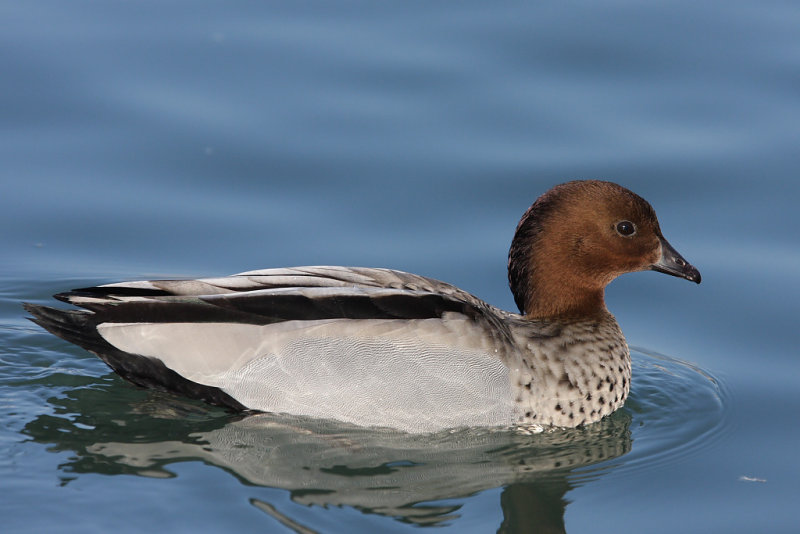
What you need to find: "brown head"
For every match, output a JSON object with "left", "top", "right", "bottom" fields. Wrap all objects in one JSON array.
[{"left": 508, "top": 180, "right": 701, "bottom": 320}]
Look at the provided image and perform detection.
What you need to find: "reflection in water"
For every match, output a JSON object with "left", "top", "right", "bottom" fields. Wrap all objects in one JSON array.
[
  {"left": 499, "top": 483, "right": 571, "bottom": 534},
  {"left": 20, "top": 350, "right": 725, "bottom": 532},
  {"left": 22, "top": 383, "right": 632, "bottom": 532}
]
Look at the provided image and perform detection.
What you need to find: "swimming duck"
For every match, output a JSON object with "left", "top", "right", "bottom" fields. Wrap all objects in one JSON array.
[{"left": 25, "top": 180, "right": 700, "bottom": 432}]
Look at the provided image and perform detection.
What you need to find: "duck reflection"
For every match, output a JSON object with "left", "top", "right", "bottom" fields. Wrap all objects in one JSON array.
[{"left": 23, "top": 383, "right": 631, "bottom": 533}]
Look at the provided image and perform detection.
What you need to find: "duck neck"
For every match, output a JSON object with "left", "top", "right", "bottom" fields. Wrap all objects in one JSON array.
[
  {"left": 508, "top": 220, "right": 609, "bottom": 320},
  {"left": 507, "top": 191, "right": 611, "bottom": 321},
  {"left": 522, "top": 282, "right": 607, "bottom": 321}
]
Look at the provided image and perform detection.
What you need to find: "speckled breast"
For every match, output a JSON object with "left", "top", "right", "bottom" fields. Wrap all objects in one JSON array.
[{"left": 508, "top": 313, "right": 632, "bottom": 427}]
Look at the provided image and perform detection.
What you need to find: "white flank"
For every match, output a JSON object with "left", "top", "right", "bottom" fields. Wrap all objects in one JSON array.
[{"left": 97, "top": 317, "right": 516, "bottom": 432}]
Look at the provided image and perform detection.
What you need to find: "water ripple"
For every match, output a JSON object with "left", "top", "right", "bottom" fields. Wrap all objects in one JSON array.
[{"left": 586, "top": 347, "right": 729, "bottom": 480}]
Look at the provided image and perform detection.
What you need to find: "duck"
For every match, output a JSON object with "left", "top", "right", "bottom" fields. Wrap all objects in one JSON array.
[{"left": 25, "top": 180, "right": 700, "bottom": 433}]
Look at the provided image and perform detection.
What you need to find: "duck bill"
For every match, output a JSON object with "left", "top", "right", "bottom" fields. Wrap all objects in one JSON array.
[{"left": 650, "top": 237, "right": 702, "bottom": 284}]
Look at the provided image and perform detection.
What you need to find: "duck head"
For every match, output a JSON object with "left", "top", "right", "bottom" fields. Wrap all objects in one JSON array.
[{"left": 508, "top": 180, "right": 701, "bottom": 320}]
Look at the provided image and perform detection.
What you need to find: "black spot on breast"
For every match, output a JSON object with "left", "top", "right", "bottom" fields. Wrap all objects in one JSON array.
[
  {"left": 525, "top": 411, "right": 532, "bottom": 417},
  {"left": 586, "top": 393, "right": 592, "bottom": 401},
  {"left": 599, "top": 396, "right": 605, "bottom": 405},
  {"left": 524, "top": 382, "right": 532, "bottom": 390},
  {"left": 554, "top": 403, "right": 562, "bottom": 411},
  {"left": 609, "top": 382, "right": 615, "bottom": 391}
]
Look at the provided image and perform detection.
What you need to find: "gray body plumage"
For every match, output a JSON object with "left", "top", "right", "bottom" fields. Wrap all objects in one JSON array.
[{"left": 26, "top": 266, "right": 631, "bottom": 432}]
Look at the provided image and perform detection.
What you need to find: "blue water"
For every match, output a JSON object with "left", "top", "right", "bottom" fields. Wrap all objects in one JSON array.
[{"left": 2, "top": 1, "right": 799, "bottom": 532}]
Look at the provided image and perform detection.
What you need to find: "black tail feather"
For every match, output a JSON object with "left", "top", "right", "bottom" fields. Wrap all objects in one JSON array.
[
  {"left": 24, "top": 303, "right": 98, "bottom": 349},
  {"left": 23, "top": 302, "right": 247, "bottom": 411}
]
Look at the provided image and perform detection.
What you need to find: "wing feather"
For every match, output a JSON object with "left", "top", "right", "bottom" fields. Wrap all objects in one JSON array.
[{"left": 25, "top": 266, "right": 521, "bottom": 430}]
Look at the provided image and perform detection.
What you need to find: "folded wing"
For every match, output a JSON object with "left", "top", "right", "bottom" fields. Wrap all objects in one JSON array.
[{"left": 25, "top": 267, "right": 519, "bottom": 431}]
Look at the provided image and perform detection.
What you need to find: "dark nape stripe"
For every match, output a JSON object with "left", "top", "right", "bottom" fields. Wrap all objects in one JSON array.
[
  {"left": 23, "top": 303, "right": 247, "bottom": 411},
  {"left": 508, "top": 192, "right": 555, "bottom": 314}
]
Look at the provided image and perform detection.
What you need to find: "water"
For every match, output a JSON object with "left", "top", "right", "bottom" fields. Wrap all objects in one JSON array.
[{"left": 1, "top": 1, "right": 798, "bottom": 532}]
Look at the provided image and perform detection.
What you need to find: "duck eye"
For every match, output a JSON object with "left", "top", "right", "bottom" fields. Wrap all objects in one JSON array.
[{"left": 615, "top": 220, "right": 636, "bottom": 237}]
